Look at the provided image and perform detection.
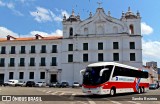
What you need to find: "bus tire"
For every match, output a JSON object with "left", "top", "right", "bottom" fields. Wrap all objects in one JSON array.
[
  {"left": 110, "top": 88, "right": 116, "bottom": 96},
  {"left": 137, "top": 87, "right": 141, "bottom": 94},
  {"left": 141, "top": 87, "right": 145, "bottom": 93}
]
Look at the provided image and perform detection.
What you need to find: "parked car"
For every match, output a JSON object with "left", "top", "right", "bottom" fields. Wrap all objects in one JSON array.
[
  {"left": 49, "top": 82, "right": 60, "bottom": 87},
  {"left": 26, "top": 81, "right": 35, "bottom": 87},
  {"left": 0, "top": 81, "right": 4, "bottom": 86},
  {"left": 149, "top": 84, "right": 157, "bottom": 89},
  {"left": 60, "top": 82, "right": 69, "bottom": 88},
  {"left": 4, "top": 80, "right": 19, "bottom": 86},
  {"left": 15, "top": 81, "right": 26, "bottom": 87},
  {"left": 72, "top": 82, "right": 80, "bottom": 88},
  {"left": 35, "top": 82, "right": 46, "bottom": 87}
]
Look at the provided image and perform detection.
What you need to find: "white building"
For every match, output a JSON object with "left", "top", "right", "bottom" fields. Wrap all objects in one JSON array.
[{"left": 0, "top": 7, "right": 142, "bottom": 85}]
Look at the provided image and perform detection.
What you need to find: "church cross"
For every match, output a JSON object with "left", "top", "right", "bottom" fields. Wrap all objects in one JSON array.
[{"left": 97, "top": 2, "right": 102, "bottom": 8}]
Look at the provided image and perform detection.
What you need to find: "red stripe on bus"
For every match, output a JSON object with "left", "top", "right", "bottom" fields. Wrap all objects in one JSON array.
[{"left": 82, "top": 81, "right": 149, "bottom": 90}]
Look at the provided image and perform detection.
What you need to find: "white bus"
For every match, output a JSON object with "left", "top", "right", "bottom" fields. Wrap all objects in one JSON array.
[{"left": 80, "top": 62, "right": 149, "bottom": 96}]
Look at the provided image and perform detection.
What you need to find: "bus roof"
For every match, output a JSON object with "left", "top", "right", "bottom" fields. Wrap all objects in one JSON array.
[{"left": 88, "top": 62, "right": 138, "bottom": 70}]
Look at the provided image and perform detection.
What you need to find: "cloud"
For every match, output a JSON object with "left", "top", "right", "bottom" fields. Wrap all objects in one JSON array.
[
  {"left": 142, "top": 39, "right": 160, "bottom": 60},
  {"left": 141, "top": 22, "right": 153, "bottom": 35},
  {"left": 30, "top": 7, "right": 70, "bottom": 23},
  {"left": 30, "top": 29, "right": 63, "bottom": 37},
  {"left": 0, "top": 1, "right": 23, "bottom": 16},
  {"left": 0, "top": 26, "right": 18, "bottom": 38},
  {"left": 0, "top": 26, "right": 62, "bottom": 38},
  {"left": 30, "top": 7, "right": 53, "bottom": 23},
  {"left": 18, "top": 0, "right": 35, "bottom": 3},
  {"left": 6, "top": 2, "right": 15, "bottom": 9},
  {"left": 0, "top": 1, "right": 5, "bottom": 6}
]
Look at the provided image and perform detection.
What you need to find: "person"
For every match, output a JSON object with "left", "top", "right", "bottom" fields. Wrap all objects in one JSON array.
[{"left": 156, "top": 81, "right": 159, "bottom": 89}]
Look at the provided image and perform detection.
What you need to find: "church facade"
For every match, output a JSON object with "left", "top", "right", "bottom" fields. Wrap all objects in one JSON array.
[{"left": 0, "top": 7, "right": 142, "bottom": 85}]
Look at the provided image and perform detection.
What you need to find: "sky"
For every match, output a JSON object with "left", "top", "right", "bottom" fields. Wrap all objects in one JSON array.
[{"left": 0, "top": 0, "right": 159, "bottom": 67}]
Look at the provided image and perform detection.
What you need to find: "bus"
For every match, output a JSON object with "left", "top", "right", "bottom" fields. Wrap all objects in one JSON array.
[{"left": 80, "top": 62, "right": 149, "bottom": 96}]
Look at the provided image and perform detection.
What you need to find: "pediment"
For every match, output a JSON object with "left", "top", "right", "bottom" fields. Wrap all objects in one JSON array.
[{"left": 77, "top": 8, "right": 128, "bottom": 34}]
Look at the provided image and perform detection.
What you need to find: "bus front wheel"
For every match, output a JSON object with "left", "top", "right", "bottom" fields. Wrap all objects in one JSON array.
[{"left": 110, "top": 88, "right": 116, "bottom": 96}]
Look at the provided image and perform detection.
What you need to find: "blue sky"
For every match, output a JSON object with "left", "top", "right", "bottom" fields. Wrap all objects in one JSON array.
[{"left": 0, "top": 0, "right": 159, "bottom": 67}]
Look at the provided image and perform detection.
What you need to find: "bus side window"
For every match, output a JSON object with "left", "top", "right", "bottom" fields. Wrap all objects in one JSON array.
[{"left": 113, "top": 66, "right": 119, "bottom": 77}]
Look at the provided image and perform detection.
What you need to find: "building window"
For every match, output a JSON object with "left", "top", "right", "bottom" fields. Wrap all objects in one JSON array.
[
  {"left": 113, "top": 42, "right": 119, "bottom": 49},
  {"left": 30, "top": 46, "right": 35, "bottom": 53},
  {"left": 83, "top": 54, "right": 88, "bottom": 62},
  {"left": 19, "top": 72, "right": 24, "bottom": 79},
  {"left": 68, "top": 44, "right": 73, "bottom": 51},
  {"left": 9, "top": 58, "right": 15, "bottom": 67},
  {"left": 68, "top": 54, "right": 73, "bottom": 62},
  {"left": 10, "top": 46, "right": 16, "bottom": 54},
  {"left": 70, "top": 27, "right": 73, "bottom": 36},
  {"left": 40, "top": 57, "right": 46, "bottom": 66},
  {"left": 1, "top": 46, "right": 6, "bottom": 54},
  {"left": 19, "top": 58, "right": 25, "bottom": 66},
  {"left": 29, "top": 72, "right": 34, "bottom": 79},
  {"left": 98, "top": 53, "right": 103, "bottom": 62},
  {"left": 9, "top": 72, "right": 14, "bottom": 79},
  {"left": 130, "top": 53, "right": 136, "bottom": 61},
  {"left": 52, "top": 45, "right": 57, "bottom": 53},
  {"left": 130, "top": 42, "right": 135, "bottom": 49},
  {"left": 41, "top": 45, "right": 46, "bottom": 53},
  {"left": 113, "top": 53, "right": 119, "bottom": 61},
  {"left": 30, "top": 58, "right": 35, "bottom": 66},
  {"left": 98, "top": 42, "right": 103, "bottom": 50},
  {"left": 40, "top": 72, "right": 45, "bottom": 79},
  {"left": 129, "top": 24, "right": 134, "bottom": 34},
  {"left": 0, "top": 58, "right": 5, "bottom": 67},
  {"left": 51, "top": 57, "right": 57, "bottom": 66},
  {"left": 83, "top": 43, "right": 88, "bottom": 50},
  {"left": 20, "top": 46, "right": 25, "bottom": 54}
]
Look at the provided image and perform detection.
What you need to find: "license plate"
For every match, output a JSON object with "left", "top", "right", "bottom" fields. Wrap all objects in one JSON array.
[{"left": 88, "top": 91, "right": 91, "bottom": 93}]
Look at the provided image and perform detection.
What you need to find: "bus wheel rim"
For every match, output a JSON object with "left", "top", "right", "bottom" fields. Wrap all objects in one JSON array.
[{"left": 111, "top": 89, "right": 114, "bottom": 95}]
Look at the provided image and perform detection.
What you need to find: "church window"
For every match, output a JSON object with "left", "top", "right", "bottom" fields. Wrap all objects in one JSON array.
[
  {"left": 129, "top": 25, "right": 134, "bottom": 34},
  {"left": 70, "top": 27, "right": 73, "bottom": 36}
]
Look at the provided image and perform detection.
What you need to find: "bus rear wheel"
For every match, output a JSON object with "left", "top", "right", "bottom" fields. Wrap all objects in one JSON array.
[
  {"left": 110, "top": 88, "right": 116, "bottom": 96},
  {"left": 141, "top": 87, "right": 145, "bottom": 93}
]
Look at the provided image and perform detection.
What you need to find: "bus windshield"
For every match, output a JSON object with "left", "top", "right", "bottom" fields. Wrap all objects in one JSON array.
[{"left": 83, "top": 65, "right": 113, "bottom": 85}]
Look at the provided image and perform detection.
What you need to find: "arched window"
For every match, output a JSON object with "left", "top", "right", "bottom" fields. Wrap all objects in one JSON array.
[
  {"left": 70, "top": 27, "right": 73, "bottom": 36},
  {"left": 129, "top": 25, "right": 134, "bottom": 34}
]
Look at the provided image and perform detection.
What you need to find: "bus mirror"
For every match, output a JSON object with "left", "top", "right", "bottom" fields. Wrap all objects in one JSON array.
[
  {"left": 100, "top": 68, "right": 109, "bottom": 76},
  {"left": 80, "top": 69, "right": 85, "bottom": 75}
]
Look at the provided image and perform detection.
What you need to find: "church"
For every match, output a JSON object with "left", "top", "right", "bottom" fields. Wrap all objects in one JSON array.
[{"left": 0, "top": 7, "right": 142, "bottom": 85}]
